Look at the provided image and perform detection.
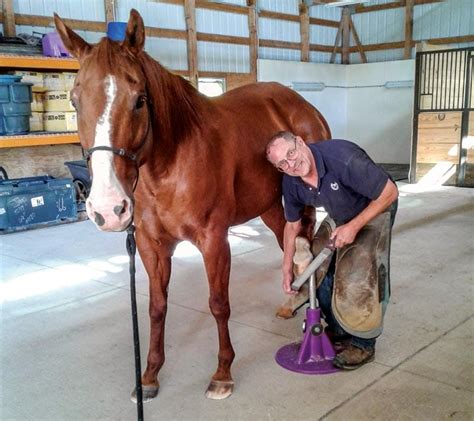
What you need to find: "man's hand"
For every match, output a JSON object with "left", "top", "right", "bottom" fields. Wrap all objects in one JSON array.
[
  {"left": 282, "top": 271, "right": 298, "bottom": 295},
  {"left": 331, "top": 222, "right": 359, "bottom": 248}
]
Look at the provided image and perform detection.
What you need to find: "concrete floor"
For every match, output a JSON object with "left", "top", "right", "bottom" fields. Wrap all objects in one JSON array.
[{"left": 1, "top": 182, "right": 473, "bottom": 421}]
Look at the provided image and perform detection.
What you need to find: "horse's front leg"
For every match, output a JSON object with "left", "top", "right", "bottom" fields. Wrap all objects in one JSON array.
[
  {"left": 200, "top": 230, "right": 235, "bottom": 400},
  {"left": 131, "top": 229, "right": 174, "bottom": 403}
]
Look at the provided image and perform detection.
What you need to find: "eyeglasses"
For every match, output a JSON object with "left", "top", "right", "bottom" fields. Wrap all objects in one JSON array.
[{"left": 275, "top": 138, "right": 298, "bottom": 172}]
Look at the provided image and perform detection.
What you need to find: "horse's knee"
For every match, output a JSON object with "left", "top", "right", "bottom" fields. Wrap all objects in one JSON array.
[
  {"left": 209, "top": 298, "right": 230, "bottom": 320},
  {"left": 149, "top": 304, "right": 167, "bottom": 323}
]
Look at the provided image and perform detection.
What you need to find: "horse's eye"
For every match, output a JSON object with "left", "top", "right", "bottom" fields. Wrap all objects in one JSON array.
[{"left": 136, "top": 95, "right": 147, "bottom": 110}]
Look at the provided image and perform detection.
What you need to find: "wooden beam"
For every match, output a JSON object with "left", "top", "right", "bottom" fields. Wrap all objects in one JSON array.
[
  {"left": 355, "top": 0, "right": 443, "bottom": 14},
  {"left": 404, "top": 0, "right": 414, "bottom": 59},
  {"left": 348, "top": 17, "right": 367, "bottom": 63},
  {"left": 309, "top": 16, "right": 340, "bottom": 28},
  {"left": 259, "top": 8, "right": 339, "bottom": 28},
  {"left": 247, "top": 0, "right": 258, "bottom": 81},
  {"left": 2, "top": 0, "right": 16, "bottom": 37},
  {"left": 184, "top": 0, "right": 198, "bottom": 87},
  {"left": 341, "top": 6, "right": 351, "bottom": 64},
  {"left": 155, "top": 0, "right": 248, "bottom": 14},
  {"left": 259, "top": 39, "right": 301, "bottom": 50},
  {"left": 355, "top": 1, "right": 404, "bottom": 14},
  {"left": 14, "top": 14, "right": 107, "bottom": 32},
  {"left": 104, "top": 0, "right": 115, "bottom": 23},
  {"left": 299, "top": 3, "right": 310, "bottom": 62},
  {"left": 330, "top": 19, "right": 344, "bottom": 63}
]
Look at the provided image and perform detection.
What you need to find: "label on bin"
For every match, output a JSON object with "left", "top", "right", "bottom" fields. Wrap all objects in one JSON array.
[{"left": 31, "top": 196, "right": 44, "bottom": 207}]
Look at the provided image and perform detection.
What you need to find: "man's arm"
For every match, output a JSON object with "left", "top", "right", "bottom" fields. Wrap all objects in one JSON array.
[
  {"left": 282, "top": 219, "right": 302, "bottom": 295},
  {"left": 331, "top": 179, "right": 398, "bottom": 248}
]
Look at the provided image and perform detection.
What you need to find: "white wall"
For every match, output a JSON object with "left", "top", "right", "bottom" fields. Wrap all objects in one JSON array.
[
  {"left": 258, "top": 58, "right": 415, "bottom": 164},
  {"left": 257, "top": 60, "right": 348, "bottom": 141},
  {"left": 346, "top": 60, "right": 415, "bottom": 164}
]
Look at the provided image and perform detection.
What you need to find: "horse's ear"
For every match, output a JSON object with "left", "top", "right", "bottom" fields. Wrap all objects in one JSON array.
[
  {"left": 123, "top": 9, "right": 145, "bottom": 55},
  {"left": 54, "top": 13, "right": 91, "bottom": 59}
]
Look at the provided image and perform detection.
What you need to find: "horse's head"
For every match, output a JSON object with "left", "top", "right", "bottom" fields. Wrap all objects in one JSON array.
[{"left": 54, "top": 10, "right": 151, "bottom": 232}]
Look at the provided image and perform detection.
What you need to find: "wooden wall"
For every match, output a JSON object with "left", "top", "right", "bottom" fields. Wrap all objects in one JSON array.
[{"left": 415, "top": 111, "right": 474, "bottom": 185}]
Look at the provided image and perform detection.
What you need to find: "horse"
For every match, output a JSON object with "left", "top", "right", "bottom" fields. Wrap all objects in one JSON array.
[{"left": 54, "top": 9, "right": 331, "bottom": 401}]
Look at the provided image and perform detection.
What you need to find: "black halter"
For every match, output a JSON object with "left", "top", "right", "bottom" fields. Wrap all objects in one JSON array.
[{"left": 83, "top": 101, "right": 152, "bottom": 193}]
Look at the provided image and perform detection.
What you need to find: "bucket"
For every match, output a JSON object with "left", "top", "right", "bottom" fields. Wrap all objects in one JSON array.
[
  {"left": 107, "top": 22, "right": 127, "bottom": 42},
  {"left": 0, "top": 75, "right": 33, "bottom": 135}
]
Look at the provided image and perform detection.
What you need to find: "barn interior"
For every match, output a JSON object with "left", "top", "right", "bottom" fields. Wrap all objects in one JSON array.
[{"left": 1, "top": 0, "right": 473, "bottom": 420}]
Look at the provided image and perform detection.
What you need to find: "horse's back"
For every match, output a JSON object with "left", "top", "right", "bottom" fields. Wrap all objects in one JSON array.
[{"left": 215, "top": 82, "right": 331, "bottom": 144}]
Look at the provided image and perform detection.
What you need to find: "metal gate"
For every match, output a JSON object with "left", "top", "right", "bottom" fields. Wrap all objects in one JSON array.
[{"left": 410, "top": 47, "right": 473, "bottom": 186}]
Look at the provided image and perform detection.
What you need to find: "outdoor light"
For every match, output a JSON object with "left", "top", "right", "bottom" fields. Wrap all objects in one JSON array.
[
  {"left": 384, "top": 80, "right": 414, "bottom": 89},
  {"left": 292, "top": 82, "right": 326, "bottom": 91}
]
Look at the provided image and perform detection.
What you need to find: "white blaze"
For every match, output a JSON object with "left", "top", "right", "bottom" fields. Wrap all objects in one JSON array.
[{"left": 89, "top": 75, "right": 127, "bottom": 202}]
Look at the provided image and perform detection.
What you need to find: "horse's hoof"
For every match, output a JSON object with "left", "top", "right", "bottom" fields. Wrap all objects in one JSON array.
[
  {"left": 130, "top": 384, "right": 159, "bottom": 403},
  {"left": 205, "top": 380, "right": 234, "bottom": 400},
  {"left": 276, "top": 306, "right": 296, "bottom": 319}
]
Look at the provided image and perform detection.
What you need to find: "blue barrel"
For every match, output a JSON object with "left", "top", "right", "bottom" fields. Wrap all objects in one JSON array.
[
  {"left": 107, "top": 22, "right": 127, "bottom": 41},
  {"left": 0, "top": 75, "right": 33, "bottom": 135}
]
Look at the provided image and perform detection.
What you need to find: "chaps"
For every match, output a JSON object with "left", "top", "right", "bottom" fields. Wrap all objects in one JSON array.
[{"left": 331, "top": 211, "right": 392, "bottom": 339}]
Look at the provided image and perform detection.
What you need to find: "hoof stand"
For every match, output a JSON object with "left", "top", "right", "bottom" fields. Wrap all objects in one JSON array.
[
  {"left": 130, "top": 385, "right": 159, "bottom": 403},
  {"left": 205, "top": 380, "right": 234, "bottom": 400}
]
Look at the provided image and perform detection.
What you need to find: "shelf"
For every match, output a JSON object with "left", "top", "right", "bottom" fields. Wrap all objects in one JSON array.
[
  {"left": 0, "top": 54, "right": 79, "bottom": 70},
  {"left": 0, "top": 132, "right": 80, "bottom": 148}
]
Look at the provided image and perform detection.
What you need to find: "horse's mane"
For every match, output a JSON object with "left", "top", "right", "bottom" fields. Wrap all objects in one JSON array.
[{"left": 139, "top": 52, "right": 206, "bottom": 148}]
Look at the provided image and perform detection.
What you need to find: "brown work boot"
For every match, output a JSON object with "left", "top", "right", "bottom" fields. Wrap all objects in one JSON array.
[
  {"left": 325, "top": 329, "right": 351, "bottom": 353},
  {"left": 333, "top": 345, "right": 375, "bottom": 370}
]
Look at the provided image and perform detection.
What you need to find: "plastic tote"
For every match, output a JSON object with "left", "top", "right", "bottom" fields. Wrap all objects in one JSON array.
[
  {"left": 0, "top": 75, "right": 33, "bottom": 135},
  {"left": 0, "top": 176, "right": 78, "bottom": 233}
]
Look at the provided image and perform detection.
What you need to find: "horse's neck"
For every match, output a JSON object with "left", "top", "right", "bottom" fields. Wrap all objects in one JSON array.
[{"left": 142, "top": 54, "right": 206, "bottom": 144}]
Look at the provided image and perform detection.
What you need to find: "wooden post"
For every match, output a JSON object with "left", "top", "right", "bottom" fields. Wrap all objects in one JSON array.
[
  {"left": 404, "top": 0, "right": 414, "bottom": 59},
  {"left": 330, "top": 19, "right": 343, "bottom": 64},
  {"left": 2, "top": 0, "right": 16, "bottom": 37},
  {"left": 349, "top": 17, "right": 367, "bottom": 63},
  {"left": 184, "top": 0, "right": 198, "bottom": 87},
  {"left": 299, "top": 2, "right": 310, "bottom": 62},
  {"left": 341, "top": 6, "right": 351, "bottom": 64},
  {"left": 104, "top": 0, "right": 115, "bottom": 23},
  {"left": 247, "top": 0, "right": 258, "bottom": 81}
]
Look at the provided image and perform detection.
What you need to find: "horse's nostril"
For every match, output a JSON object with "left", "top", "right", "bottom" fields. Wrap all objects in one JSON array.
[
  {"left": 113, "top": 201, "right": 128, "bottom": 216},
  {"left": 94, "top": 212, "right": 105, "bottom": 226}
]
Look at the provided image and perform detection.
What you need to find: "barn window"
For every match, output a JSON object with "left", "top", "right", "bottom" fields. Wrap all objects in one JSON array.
[{"left": 198, "top": 78, "right": 225, "bottom": 97}]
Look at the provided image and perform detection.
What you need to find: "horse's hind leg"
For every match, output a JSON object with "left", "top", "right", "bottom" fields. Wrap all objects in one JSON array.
[
  {"left": 130, "top": 229, "right": 174, "bottom": 403},
  {"left": 260, "top": 201, "right": 286, "bottom": 250},
  {"left": 199, "top": 229, "right": 235, "bottom": 400}
]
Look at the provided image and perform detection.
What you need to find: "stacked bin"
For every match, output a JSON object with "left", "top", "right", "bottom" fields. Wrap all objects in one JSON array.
[{"left": 0, "top": 75, "right": 33, "bottom": 135}]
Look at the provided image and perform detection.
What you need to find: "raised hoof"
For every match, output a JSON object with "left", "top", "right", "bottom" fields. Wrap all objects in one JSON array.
[
  {"left": 205, "top": 380, "right": 234, "bottom": 400},
  {"left": 130, "top": 384, "right": 159, "bottom": 403}
]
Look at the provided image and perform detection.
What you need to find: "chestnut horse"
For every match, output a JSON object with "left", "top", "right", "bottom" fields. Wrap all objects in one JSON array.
[{"left": 54, "top": 9, "right": 330, "bottom": 401}]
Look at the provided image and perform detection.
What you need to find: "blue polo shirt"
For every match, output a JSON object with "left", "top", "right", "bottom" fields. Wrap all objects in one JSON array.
[{"left": 283, "top": 139, "right": 389, "bottom": 225}]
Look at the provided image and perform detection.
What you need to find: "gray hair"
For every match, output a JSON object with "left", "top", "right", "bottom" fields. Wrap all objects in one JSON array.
[{"left": 266, "top": 131, "right": 296, "bottom": 158}]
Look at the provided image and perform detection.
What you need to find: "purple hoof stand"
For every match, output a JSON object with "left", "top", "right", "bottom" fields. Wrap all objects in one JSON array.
[{"left": 275, "top": 308, "right": 340, "bottom": 375}]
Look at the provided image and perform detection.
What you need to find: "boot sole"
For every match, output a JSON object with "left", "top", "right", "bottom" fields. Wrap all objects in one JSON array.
[{"left": 333, "top": 354, "right": 375, "bottom": 370}]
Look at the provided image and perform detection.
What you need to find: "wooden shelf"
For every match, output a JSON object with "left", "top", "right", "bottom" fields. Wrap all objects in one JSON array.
[
  {"left": 0, "top": 54, "right": 79, "bottom": 70},
  {"left": 0, "top": 132, "right": 80, "bottom": 148}
]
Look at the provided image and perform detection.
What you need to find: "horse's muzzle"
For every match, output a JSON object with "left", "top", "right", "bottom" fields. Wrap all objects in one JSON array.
[{"left": 86, "top": 197, "right": 133, "bottom": 232}]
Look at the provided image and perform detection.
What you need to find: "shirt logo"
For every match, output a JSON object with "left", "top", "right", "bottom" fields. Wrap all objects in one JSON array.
[{"left": 330, "top": 182, "right": 339, "bottom": 191}]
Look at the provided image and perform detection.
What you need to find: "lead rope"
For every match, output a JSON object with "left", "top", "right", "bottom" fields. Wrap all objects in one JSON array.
[{"left": 126, "top": 225, "right": 144, "bottom": 421}]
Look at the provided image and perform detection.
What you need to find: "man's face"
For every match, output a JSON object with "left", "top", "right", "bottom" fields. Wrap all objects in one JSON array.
[{"left": 267, "top": 136, "right": 312, "bottom": 177}]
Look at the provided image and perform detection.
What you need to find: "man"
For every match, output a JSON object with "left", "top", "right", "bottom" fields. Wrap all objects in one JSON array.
[{"left": 266, "top": 131, "right": 398, "bottom": 370}]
